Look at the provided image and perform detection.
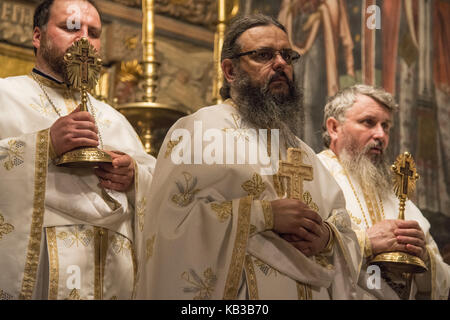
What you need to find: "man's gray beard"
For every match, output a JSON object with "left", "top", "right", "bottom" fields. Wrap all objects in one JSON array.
[
  {"left": 40, "top": 32, "right": 67, "bottom": 81},
  {"left": 232, "top": 68, "right": 304, "bottom": 148},
  {"left": 339, "top": 143, "right": 392, "bottom": 197}
]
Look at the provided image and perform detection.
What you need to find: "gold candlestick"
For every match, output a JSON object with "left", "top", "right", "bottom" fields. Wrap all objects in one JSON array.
[
  {"left": 212, "top": 0, "right": 239, "bottom": 104},
  {"left": 55, "top": 38, "right": 112, "bottom": 167},
  {"left": 370, "top": 152, "right": 427, "bottom": 274},
  {"left": 117, "top": 0, "right": 189, "bottom": 157}
]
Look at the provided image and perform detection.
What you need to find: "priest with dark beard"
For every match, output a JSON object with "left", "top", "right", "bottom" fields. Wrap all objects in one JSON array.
[
  {"left": 318, "top": 84, "right": 450, "bottom": 299},
  {"left": 136, "top": 14, "right": 363, "bottom": 300}
]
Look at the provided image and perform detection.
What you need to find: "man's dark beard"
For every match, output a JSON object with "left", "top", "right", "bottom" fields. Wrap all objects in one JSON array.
[
  {"left": 232, "top": 68, "right": 304, "bottom": 148},
  {"left": 40, "top": 32, "right": 67, "bottom": 81},
  {"left": 339, "top": 137, "right": 392, "bottom": 197}
]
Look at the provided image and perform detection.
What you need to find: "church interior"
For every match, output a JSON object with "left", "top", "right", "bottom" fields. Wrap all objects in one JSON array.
[{"left": 0, "top": 0, "right": 448, "bottom": 265}]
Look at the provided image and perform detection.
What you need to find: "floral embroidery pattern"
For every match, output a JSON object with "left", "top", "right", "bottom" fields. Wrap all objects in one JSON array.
[
  {"left": 165, "top": 135, "right": 183, "bottom": 158},
  {"left": 0, "top": 213, "right": 14, "bottom": 240},
  {"left": 253, "top": 257, "right": 278, "bottom": 277},
  {"left": 0, "top": 140, "right": 25, "bottom": 171},
  {"left": 65, "top": 288, "right": 82, "bottom": 300},
  {"left": 146, "top": 235, "right": 156, "bottom": 261},
  {"left": 57, "top": 226, "right": 94, "bottom": 248},
  {"left": 242, "top": 173, "right": 266, "bottom": 199},
  {"left": 181, "top": 268, "right": 217, "bottom": 300},
  {"left": 211, "top": 201, "right": 232, "bottom": 222},
  {"left": 171, "top": 172, "right": 200, "bottom": 207},
  {"left": 137, "top": 197, "right": 146, "bottom": 232},
  {"left": 110, "top": 234, "right": 132, "bottom": 255},
  {"left": 302, "top": 191, "right": 319, "bottom": 212}
]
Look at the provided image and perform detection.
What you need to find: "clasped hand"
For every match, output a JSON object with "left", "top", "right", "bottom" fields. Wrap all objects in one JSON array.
[
  {"left": 271, "top": 199, "right": 330, "bottom": 257},
  {"left": 367, "top": 219, "right": 427, "bottom": 260},
  {"left": 50, "top": 105, "right": 135, "bottom": 192}
]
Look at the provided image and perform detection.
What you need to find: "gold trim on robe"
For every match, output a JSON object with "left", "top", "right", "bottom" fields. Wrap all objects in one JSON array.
[
  {"left": 19, "top": 129, "right": 49, "bottom": 299},
  {"left": 46, "top": 227, "right": 59, "bottom": 300},
  {"left": 223, "top": 196, "right": 252, "bottom": 299},
  {"left": 244, "top": 255, "right": 259, "bottom": 300}
]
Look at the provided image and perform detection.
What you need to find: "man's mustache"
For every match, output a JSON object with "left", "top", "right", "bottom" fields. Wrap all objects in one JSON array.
[
  {"left": 268, "top": 70, "right": 289, "bottom": 84},
  {"left": 364, "top": 140, "right": 385, "bottom": 153}
]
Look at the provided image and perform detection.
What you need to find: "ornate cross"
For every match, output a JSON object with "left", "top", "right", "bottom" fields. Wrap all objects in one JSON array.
[
  {"left": 64, "top": 38, "right": 102, "bottom": 110},
  {"left": 277, "top": 148, "right": 313, "bottom": 200},
  {"left": 399, "top": 160, "right": 414, "bottom": 196}
]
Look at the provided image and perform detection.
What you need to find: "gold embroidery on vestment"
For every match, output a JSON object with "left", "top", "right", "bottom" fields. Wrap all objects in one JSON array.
[
  {"left": 261, "top": 200, "right": 273, "bottom": 230},
  {"left": 0, "top": 139, "right": 25, "bottom": 170},
  {"left": 165, "top": 135, "right": 183, "bottom": 158},
  {"left": 302, "top": 191, "right": 319, "bottom": 212},
  {"left": 0, "top": 289, "right": 13, "bottom": 300},
  {"left": 110, "top": 234, "right": 132, "bottom": 255},
  {"left": 136, "top": 197, "right": 146, "bottom": 232},
  {"left": 181, "top": 267, "right": 217, "bottom": 300},
  {"left": 253, "top": 257, "right": 278, "bottom": 277},
  {"left": 244, "top": 255, "right": 259, "bottom": 300},
  {"left": 94, "top": 227, "right": 108, "bottom": 300},
  {"left": 57, "top": 226, "right": 94, "bottom": 248},
  {"left": 296, "top": 282, "right": 312, "bottom": 300},
  {"left": 19, "top": 129, "right": 48, "bottom": 300},
  {"left": 211, "top": 201, "right": 232, "bottom": 222},
  {"left": 0, "top": 212, "right": 14, "bottom": 240},
  {"left": 242, "top": 173, "right": 266, "bottom": 199},
  {"left": 146, "top": 235, "right": 155, "bottom": 261},
  {"left": 65, "top": 288, "right": 82, "bottom": 300},
  {"left": 47, "top": 227, "right": 59, "bottom": 300},
  {"left": 171, "top": 172, "right": 200, "bottom": 207},
  {"left": 223, "top": 196, "right": 252, "bottom": 299}
]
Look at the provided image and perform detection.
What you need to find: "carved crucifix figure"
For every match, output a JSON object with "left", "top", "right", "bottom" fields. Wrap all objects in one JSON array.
[
  {"left": 277, "top": 148, "right": 313, "bottom": 200},
  {"left": 399, "top": 160, "right": 414, "bottom": 196}
]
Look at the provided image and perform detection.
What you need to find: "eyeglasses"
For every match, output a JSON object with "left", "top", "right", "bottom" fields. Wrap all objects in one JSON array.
[{"left": 230, "top": 48, "right": 301, "bottom": 65}]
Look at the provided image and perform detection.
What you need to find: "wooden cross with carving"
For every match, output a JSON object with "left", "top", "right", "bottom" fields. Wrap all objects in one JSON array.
[{"left": 277, "top": 148, "right": 313, "bottom": 200}]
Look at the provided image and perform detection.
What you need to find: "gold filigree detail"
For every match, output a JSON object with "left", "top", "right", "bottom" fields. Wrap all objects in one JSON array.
[
  {"left": 137, "top": 197, "right": 146, "bottom": 232},
  {"left": 222, "top": 113, "right": 250, "bottom": 141},
  {"left": 0, "top": 212, "right": 14, "bottom": 240},
  {"left": 165, "top": 136, "right": 183, "bottom": 159},
  {"left": 65, "top": 288, "right": 82, "bottom": 300},
  {"left": 46, "top": 227, "right": 59, "bottom": 300},
  {"left": 29, "top": 94, "right": 55, "bottom": 116},
  {"left": 110, "top": 234, "right": 132, "bottom": 255},
  {"left": 146, "top": 235, "right": 156, "bottom": 261},
  {"left": 57, "top": 226, "right": 94, "bottom": 248},
  {"left": 261, "top": 200, "right": 273, "bottom": 230},
  {"left": 0, "top": 139, "right": 25, "bottom": 170},
  {"left": 171, "top": 172, "right": 200, "bottom": 207},
  {"left": 253, "top": 257, "right": 278, "bottom": 277},
  {"left": 302, "top": 191, "right": 319, "bottom": 212},
  {"left": 181, "top": 267, "right": 217, "bottom": 300},
  {"left": 348, "top": 209, "right": 362, "bottom": 225},
  {"left": 211, "top": 201, "right": 232, "bottom": 222},
  {"left": 241, "top": 173, "right": 266, "bottom": 199}
]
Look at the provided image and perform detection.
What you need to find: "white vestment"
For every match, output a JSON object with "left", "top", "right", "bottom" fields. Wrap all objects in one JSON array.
[
  {"left": 318, "top": 149, "right": 450, "bottom": 300},
  {"left": 0, "top": 73, "right": 155, "bottom": 300},
  {"left": 136, "top": 100, "right": 362, "bottom": 300}
]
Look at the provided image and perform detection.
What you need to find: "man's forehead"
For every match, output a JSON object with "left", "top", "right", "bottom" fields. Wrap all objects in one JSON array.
[
  {"left": 50, "top": 0, "right": 99, "bottom": 19},
  {"left": 238, "top": 25, "right": 290, "bottom": 50},
  {"left": 347, "top": 95, "right": 392, "bottom": 117}
]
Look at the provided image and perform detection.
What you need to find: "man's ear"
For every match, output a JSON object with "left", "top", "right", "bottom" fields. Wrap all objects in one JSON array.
[
  {"left": 326, "top": 117, "right": 340, "bottom": 142},
  {"left": 221, "top": 59, "right": 235, "bottom": 83},
  {"left": 32, "top": 27, "right": 42, "bottom": 52}
]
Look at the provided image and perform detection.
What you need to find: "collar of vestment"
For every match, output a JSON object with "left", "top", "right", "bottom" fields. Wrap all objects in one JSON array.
[
  {"left": 224, "top": 98, "right": 237, "bottom": 109},
  {"left": 30, "top": 68, "right": 67, "bottom": 89}
]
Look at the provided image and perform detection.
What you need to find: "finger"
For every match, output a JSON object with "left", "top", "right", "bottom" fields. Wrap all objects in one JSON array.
[
  {"left": 94, "top": 169, "right": 131, "bottom": 184},
  {"left": 294, "top": 206, "right": 322, "bottom": 225},
  {"left": 294, "top": 227, "right": 319, "bottom": 242},
  {"left": 70, "top": 129, "right": 99, "bottom": 141},
  {"left": 396, "top": 235, "right": 425, "bottom": 248},
  {"left": 394, "top": 228, "right": 425, "bottom": 240},
  {"left": 298, "top": 218, "right": 322, "bottom": 237},
  {"left": 98, "top": 178, "right": 127, "bottom": 192},
  {"left": 73, "top": 120, "right": 98, "bottom": 133},
  {"left": 405, "top": 243, "right": 424, "bottom": 258},
  {"left": 396, "top": 220, "right": 421, "bottom": 230},
  {"left": 69, "top": 111, "right": 96, "bottom": 122},
  {"left": 96, "top": 164, "right": 132, "bottom": 175},
  {"left": 112, "top": 155, "right": 133, "bottom": 168},
  {"left": 69, "top": 138, "right": 99, "bottom": 149}
]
